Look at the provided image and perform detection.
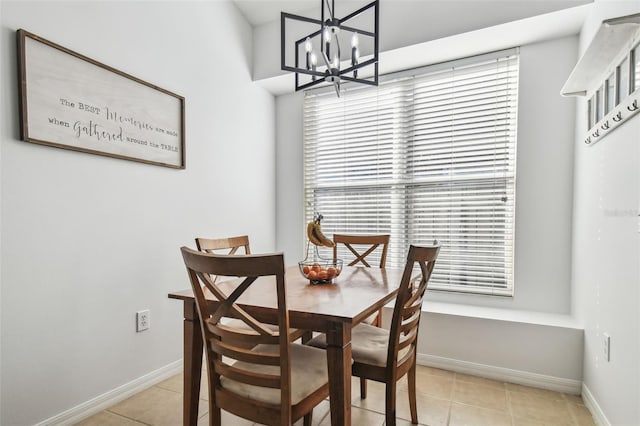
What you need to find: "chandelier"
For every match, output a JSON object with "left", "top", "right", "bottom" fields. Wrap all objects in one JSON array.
[{"left": 281, "top": 0, "right": 379, "bottom": 97}]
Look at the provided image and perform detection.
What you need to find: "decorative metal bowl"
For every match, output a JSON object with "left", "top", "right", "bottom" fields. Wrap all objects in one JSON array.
[{"left": 298, "top": 259, "right": 343, "bottom": 284}]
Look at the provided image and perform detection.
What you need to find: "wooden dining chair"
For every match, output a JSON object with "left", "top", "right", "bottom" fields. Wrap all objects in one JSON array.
[
  {"left": 195, "top": 235, "right": 306, "bottom": 343},
  {"left": 180, "top": 247, "right": 330, "bottom": 426},
  {"left": 195, "top": 235, "right": 251, "bottom": 286},
  {"left": 333, "top": 234, "right": 390, "bottom": 327},
  {"left": 195, "top": 235, "right": 251, "bottom": 255},
  {"left": 309, "top": 242, "right": 440, "bottom": 426}
]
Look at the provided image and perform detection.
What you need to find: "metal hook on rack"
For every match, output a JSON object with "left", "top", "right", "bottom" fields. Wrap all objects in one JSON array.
[
  {"left": 585, "top": 136, "right": 592, "bottom": 144},
  {"left": 592, "top": 129, "right": 600, "bottom": 138},
  {"left": 612, "top": 111, "right": 623, "bottom": 122},
  {"left": 601, "top": 121, "right": 610, "bottom": 130},
  {"left": 627, "top": 99, "right": 638, "bottom": 111}
]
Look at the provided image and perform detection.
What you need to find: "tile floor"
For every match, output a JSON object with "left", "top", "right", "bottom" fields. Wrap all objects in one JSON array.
[{"left": 75, "top": 365, "right": 596, "bottom": 426}]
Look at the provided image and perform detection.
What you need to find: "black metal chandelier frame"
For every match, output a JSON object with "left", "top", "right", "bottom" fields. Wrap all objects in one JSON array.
[{"left": 281, "top": 0, "right": 379, "bottom": 95}]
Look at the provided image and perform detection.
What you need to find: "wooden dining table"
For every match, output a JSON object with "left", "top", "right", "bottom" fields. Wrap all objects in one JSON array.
[{"left": 168, "top": 264, "right": 404, "bottom": 426}]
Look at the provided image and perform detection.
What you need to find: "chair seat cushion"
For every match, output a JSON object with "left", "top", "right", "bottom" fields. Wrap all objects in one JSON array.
[
  {"left": 307, "top": 323, "right": 410, "bottom": 367},
  {"left": 220, "top": 343, "right": 328, "bottom": 405}
]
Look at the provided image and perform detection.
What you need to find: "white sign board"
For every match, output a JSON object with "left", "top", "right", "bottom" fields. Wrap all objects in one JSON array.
[{"left": 18, "top": 29, "right": 185, "bottom": 169}]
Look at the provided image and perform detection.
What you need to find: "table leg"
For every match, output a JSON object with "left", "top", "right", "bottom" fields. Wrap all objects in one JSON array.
[
  {"left": 183, "top": 300, "right": 203, "bottom": 426},
  {"left": 325, "top": 321, "right": 352, "bottom": 426}
]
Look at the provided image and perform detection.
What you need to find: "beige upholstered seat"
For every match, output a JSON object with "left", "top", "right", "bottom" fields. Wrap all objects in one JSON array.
[
  {"left": 220, "top": 344, "right": 328, "bottom": 405},
  {"left": 180, "top": 247, "right": 330, "bottom": 426},
  {"left": 308, "top": 323, "right": 410, "bottom": 368},
  {"left": 309, "top": 243, "right": 440, "bottom": 426}
]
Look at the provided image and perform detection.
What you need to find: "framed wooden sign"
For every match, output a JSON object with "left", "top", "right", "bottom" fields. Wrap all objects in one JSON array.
[{"left": 17, "top": 29, "right": 185, "bottom": 169}]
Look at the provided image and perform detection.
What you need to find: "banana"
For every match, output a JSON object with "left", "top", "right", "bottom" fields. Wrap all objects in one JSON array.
[
  {"left": 307, "top": 221, "right": 324, "bottom": 246},
  {"left": 312, "top": 221, "right": 335, "bottom": 248}
]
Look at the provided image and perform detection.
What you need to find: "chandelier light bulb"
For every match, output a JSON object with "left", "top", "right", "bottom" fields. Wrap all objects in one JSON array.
[
  {"left": 351, "top": 32, "right": 360, "bottom": 68},
  {"left": 351, "top": 32, "right": 359, "bottom": 48},
  {"left": 305, "top": 37, "right": 312, "bottom": 53},
  {"left": 332, "top": 55, "right": 339, "bottom": 70},
  {"left": 311, "top": 52, "right": 317, "bottom": 81},
  {"left": 324, "top": 28, "right": 331, "bottom": 42}
]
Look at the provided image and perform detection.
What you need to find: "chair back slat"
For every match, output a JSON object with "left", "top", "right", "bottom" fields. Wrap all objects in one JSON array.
[
  {"left": 403, "top": 303, "right": 422, "bottom": 318},
  {"left": 398, "top": 337, "right": 418, "bottom": 354},
  {"left": 210, "top": 340, "right": 281, "bottom": 365},
  {"left": 214, "top": 360, "right": 281, "bottom": 389},
  {"left": 333, "top": 234, "right": 390, "bottom": 268},
  {"left": 207, "top": 323, "right": 280, "bottom": 346},
  {"left": 195, "top": 236, "right": 252, "bottom": 286},
  {"left": 196, "top": 235, "right": 251, "bottom": 255},
  {"left": 400, "top": 312, "right": 420, "bottom": 334},
  {"left": 386, "top": 242, "right": 440, "bottom": 373}
]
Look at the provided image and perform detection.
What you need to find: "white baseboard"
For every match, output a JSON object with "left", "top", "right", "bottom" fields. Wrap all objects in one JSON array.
[
  {"left": 581, "top": 383, "right": 611, "bottom": 426},
  {"left": 35, "top": 360, "right": 183, "bottom": 426},
  {"left": 416, "top": 353, "right": 582, "bottom": 395},
  {"left": 35, "top": 355, "right": 589, "bottom": 425}
]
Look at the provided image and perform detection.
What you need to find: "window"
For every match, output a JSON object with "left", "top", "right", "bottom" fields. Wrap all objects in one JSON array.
[{"left": 304, "top": 50, "right": 519, "bottom": 296}]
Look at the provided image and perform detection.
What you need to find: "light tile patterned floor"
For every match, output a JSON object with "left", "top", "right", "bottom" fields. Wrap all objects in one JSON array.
[{"left": 75, "top": 365, "right": 596, "bottom": 426}]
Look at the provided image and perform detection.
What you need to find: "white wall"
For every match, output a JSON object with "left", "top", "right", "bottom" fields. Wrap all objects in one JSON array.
[
  {"left": 0, "top": 5, "right": 4, "bottom": 424},
  {"left": 418, "top": 312, "right": 584, "bottom": 383},
  {"left": 276, "top": 35, "right": 578, "bottom": 315},
  {"left": 0, "top": 1, "right": 275, "bottom": 425},
  {"left": 275, "top": 91, "right": 304, "bottom": 260},
  {"left": 571, "top": 2, "right": 640, "bottom": 425}
]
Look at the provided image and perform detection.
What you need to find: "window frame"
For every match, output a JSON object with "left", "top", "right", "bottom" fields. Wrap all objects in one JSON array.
[{"left": 303, "top": 48, "right": 519, "bottom": 297}]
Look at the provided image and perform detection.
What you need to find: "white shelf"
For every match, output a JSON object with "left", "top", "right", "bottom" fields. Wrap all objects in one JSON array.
[{"left": 561, "top": 12, "right": 640, "bottom": 97}]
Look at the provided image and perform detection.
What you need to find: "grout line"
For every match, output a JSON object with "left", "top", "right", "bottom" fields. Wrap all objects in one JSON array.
[
  {"left": 447, "top": 378, "right": 457, "bottom": 425},
  {"left": 104, "top": 409, "right": 153, "bottom": 426},
  {"left": 152, "top": 383, "right": 182, "bottom": 395},
  {"left": 444, "top": 400, "right": 452, "bottom": 426},
  {"left": 505, "top": 383, "right": 515, "bottom": 426},
  {"left": 566, "top": 399, "right": 580, "bottom": 426}
]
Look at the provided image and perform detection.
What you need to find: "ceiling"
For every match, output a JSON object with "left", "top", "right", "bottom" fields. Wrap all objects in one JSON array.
[
  {"left": 233, "top": 0, "right": 592, "bottom": 28},
  {"left": 234, "top": 0, "right": 319, "bottom": 26},
  {"left": 236, "top": 0, "right": 593, "bottom": 95}
]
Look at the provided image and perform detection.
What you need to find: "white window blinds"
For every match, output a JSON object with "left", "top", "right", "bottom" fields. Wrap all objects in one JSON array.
[{"left": 304, "top": 51, "right": 519, "bottom": 296}]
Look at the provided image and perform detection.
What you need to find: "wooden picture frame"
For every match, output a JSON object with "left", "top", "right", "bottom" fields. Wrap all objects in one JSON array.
[{"left": 17, "top": 29, "right": 185, "bottom": 169}]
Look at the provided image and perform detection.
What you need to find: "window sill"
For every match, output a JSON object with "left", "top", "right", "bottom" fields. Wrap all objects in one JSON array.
[{"left": 398, "top": 301, "right": 582, "bottom": 329}]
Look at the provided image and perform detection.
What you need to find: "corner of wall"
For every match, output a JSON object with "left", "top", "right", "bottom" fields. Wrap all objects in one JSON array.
[{"left": 0, "top": 7, "right": 4, "bottom": 424}]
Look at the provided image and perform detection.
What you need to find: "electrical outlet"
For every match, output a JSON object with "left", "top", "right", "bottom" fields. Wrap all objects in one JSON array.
[
  {"left": 603, "top": 333, "right": 610, "bottom": 362},
  {"left": 137, "top": 310, "right": 150, "bottom": 332}
]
